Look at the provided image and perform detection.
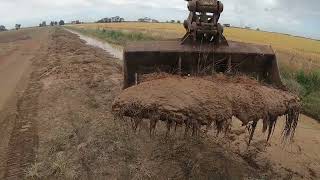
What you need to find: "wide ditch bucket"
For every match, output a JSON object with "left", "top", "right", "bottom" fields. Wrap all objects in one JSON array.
[{"left": 123, "top": 40, "right": 282, "bottom": 89}]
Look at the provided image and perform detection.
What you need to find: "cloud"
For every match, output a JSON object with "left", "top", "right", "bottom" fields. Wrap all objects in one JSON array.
[
  {"left": 220, "top": 0, "right": 319, "bottom": 38},
  {"left": 0, "top": 0, "right": 319, "bottom": 39}
]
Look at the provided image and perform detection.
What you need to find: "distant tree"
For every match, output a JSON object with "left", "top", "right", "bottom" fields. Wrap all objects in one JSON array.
[
  {"left": 59, "top": 20, "right": 65, "bottom": 26},
  {"left": 0, "top": 25, "right": 7, "bottom": 31},
  {"left": 152, "top": 19, "right": 159, "bottom": 23},
  {"left": 54, "top": 21, "right": 58, "bottom": 26},
  {"left": 97, "top": 17, "right": 113, "bottom": 23},
  {"left": 15, "top": 24, "right": 21, "bottom": 30},
  {"left": 50, "top": 21, "right": 54, "bottom": 26},
  {"left": 256, "top": 28, "right": 260, "bottom": 31},
  {"left": 170, "top": 20, "right": 175, "bottom": 23},
  {"left": 177, "top": 20, "right": 181, "bottom": 24},
  {"left": 41, "top": 21, "right": 47, "bottom": 27}
]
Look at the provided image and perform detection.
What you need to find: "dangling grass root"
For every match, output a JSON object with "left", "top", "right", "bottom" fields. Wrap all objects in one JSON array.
[{"left": 112, "top": 75, "right": 301, "bottom": 143}]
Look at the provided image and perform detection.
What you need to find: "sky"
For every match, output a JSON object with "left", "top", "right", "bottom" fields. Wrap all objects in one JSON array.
[{"left": 0, "top": 0, "right": 319, "bottom": 39}]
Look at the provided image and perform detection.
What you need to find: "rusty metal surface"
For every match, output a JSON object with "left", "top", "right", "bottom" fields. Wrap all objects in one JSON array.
[
  {"left": 125, "top": 40, "right": 275, "bottom": 55},
  {"left": 123, "top": 41, "right": 282, "bottom": 89},
  {"left": 183, "top": 0, "right": 225, "bottom": 44}
]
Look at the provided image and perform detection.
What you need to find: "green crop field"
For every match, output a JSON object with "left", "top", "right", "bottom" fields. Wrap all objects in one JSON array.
[{"left": 67, "top": 22, "right": 320, "bottom": 121}]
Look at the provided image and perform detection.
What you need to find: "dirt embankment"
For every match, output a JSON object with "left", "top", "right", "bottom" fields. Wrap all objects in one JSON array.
[{"left": 1, "top": 27, "right": 319, "bottom": 179}]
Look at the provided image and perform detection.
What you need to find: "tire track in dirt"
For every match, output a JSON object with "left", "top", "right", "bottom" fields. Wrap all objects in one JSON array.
[
  {"left": 3, "top": 31, "right": 50, "bottom": 179},
  {"left": 4, "top": 108, "right": 38, "bottom": 179},
  {"left": 4, "top": 82, "right": 42, "bottom": 179}
]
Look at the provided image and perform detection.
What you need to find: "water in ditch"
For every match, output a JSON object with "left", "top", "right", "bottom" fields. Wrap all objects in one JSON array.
[{"left": 65, "top": 28, "right": 123, "bottom": 60}]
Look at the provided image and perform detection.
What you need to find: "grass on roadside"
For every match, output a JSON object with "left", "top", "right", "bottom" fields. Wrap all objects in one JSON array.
[
  {"left": 66, "top": 26, "right": 155, "bottom": 45},
  {"left": 281, "top": 67, "right": 320, "bottom": 120}
]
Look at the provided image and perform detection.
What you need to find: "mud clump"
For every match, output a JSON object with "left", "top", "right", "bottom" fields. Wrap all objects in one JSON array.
[{"left": 112, "top": 75, "right": 300, "bottom": 143}]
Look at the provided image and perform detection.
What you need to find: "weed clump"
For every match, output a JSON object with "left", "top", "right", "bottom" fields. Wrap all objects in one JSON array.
[{"left": 282, "top": 69, "right": 320, "bottom": 121}]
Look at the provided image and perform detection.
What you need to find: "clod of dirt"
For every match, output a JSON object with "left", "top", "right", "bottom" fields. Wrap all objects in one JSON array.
[{"left": 112, "top": 75, "right": 301, "bottom": 143}]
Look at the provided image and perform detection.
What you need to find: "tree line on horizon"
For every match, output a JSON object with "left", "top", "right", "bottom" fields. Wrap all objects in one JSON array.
[{"left": 39, "top": 20, "right": 65, "bottom": 27}]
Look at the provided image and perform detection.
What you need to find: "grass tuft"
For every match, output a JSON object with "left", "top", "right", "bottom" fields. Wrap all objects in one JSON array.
[
  {"left": 25, "top": 162, "right": 42, "bottom": 180},
  {"left": 296, "top": 70, "right": 320, "bottom": 95},
  {"left": 302, "top": 90, "right": 320, "bottom": 120},
  {"left": 282, "top": 68, "right": 320, "bottom": 121}
]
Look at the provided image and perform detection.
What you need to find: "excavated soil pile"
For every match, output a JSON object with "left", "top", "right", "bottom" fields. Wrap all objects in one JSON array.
[{"left": 112, "top": 74, "right": 300, "bottom": 142}]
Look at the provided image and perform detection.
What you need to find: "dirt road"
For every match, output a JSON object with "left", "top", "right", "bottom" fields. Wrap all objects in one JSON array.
[
  {"left": 0, "top": 27, "right": 319, "bottom": 179},
  {"left": 0, "top": 28, "right": 50, "bottom": 179},
  {"left": 0, "top": 29, "right": 45, "bottom": 110}
]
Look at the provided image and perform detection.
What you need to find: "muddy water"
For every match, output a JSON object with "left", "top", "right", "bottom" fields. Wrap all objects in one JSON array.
[{"left": 65, "top": 29, "right": 123, "bottom": 60}]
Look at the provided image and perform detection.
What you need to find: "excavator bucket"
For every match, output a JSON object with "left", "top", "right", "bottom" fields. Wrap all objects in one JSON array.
[
  {"left": 113, "top": 0, "right": 301, "bottom": 145},
  {"left": 122, "top": 0, "right": 283, "bottom": 89},
  {"left": 123, "top": 40, "right": 283, "bottom": 89}
]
